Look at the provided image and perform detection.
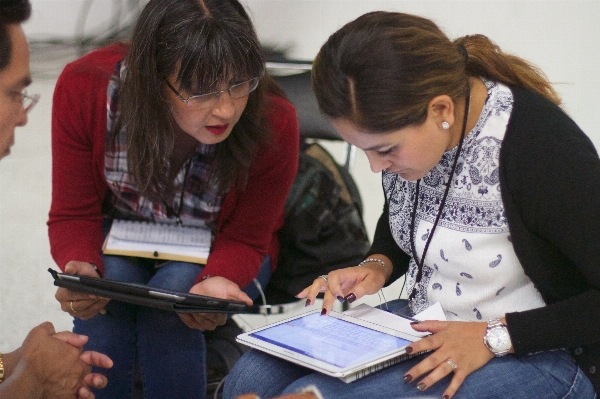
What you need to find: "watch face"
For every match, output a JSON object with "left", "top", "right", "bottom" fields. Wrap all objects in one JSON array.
[{"left": 488, "top": 327, "right": 511, "bottom": 352}]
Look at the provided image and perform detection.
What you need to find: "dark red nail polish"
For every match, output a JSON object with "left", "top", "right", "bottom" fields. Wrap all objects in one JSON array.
[
  {"left": 410, "top": 321, "right": 420, "bottom": 325},
  {"left": 443, "top": 395, "right": 450, "bottom": 399},
  {"left": 405, "top": 346, "right": 413, "bottom": 354},
  {"left": 403, "top": 374, "right": 413, "bottom": 383},
  {"left": 305, "top": 299, "right": 311, "bottom": 307},
  {"left": 344, "top": 293, "right": 357, "bottom": 303},
  {"left": 321, "top": 308, "right": 327, "bottom": 315},
  {"left": 417, "top": 382, "right": 426, "bottom": 391},
  {"left": 337, "top": 296, "right": 345, "bottom": 303}
]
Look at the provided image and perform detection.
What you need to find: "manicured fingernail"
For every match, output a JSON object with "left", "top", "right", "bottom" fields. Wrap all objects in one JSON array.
[
  {"left": 305, "top": 299, "right": 311, "bottom": 307},
  {"left": 403, "top": 374, "right": 413, "bottom": 383},
  {"left": 417, "top": 382, "right": 426, "bottom": 391},
  {"left": 337, "top": 296, "right": 345, "bottom": 303},
  {"left": 321, "top": 308, "right": 327, "bottom": 315},
  {"left": 344, "top": 293, "right": 356, "bottom": 303},
  {"left": 410, "top": 321, "right": 420, "bottom": 325},
  {"left": 443, "top": 395, "right": 450, "bottom": 399},
  {"left": 405, "top": 346, "right": 413, "bottom": 354}
]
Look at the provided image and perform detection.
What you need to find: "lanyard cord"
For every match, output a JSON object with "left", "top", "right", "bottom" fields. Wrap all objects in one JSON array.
[{"left": 408, "top": 85, "right": 471, "bottom": 301}]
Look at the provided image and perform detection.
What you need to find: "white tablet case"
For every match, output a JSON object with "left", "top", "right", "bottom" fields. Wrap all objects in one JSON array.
[{"left": 237, "top": 310, "right": 424, "bottom": 383}]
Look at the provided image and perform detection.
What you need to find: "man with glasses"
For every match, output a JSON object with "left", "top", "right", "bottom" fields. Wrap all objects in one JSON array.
[{"left": 0, "top": 1, "right": 112, "bottom": 397}]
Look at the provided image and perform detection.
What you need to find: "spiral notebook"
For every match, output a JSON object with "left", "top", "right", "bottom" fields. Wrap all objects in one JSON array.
[{"left": 102, "top": 219, "right": 211, "bottom": 264}]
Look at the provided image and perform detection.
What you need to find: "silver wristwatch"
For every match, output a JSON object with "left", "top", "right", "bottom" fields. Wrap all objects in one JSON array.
[{"left": 483, "top": 318, "right": 512, "bottom": 357}]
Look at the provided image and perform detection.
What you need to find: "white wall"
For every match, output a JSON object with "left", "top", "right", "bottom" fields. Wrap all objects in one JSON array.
[
  {"left": 2, "top": 0, "right": 599, "bottom": 349},
  {"left": 24, "top": 0, "right": 141, "bottom": 40}
]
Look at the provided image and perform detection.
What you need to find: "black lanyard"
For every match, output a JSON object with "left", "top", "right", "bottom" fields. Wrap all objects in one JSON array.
[{"left": 408, "top": 86, "right": 471, "bottom": 301}]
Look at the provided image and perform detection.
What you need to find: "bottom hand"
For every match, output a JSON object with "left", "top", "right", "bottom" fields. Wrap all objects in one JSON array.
[
  {"left": 403, "top": 320, "right": 493, "bottom": 399},
  {"left": 177, "top": 276, "right": 252, "bottom": 330}
]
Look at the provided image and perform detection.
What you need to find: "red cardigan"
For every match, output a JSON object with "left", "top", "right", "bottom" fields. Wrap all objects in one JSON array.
[{"left": 48, "top": 43, "right": 299, "bottom": 288}]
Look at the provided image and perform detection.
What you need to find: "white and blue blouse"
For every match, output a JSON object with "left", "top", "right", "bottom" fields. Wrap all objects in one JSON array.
[{"left": 383, "top": 80, "right": 546, "bottom": 321}]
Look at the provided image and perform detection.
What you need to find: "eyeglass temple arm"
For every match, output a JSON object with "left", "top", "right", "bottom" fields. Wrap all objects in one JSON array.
[{"left": 164, "top": 80, "right": 189, "bottom": 103}]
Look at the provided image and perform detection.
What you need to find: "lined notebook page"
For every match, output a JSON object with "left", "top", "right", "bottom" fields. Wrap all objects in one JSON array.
[
  {"left": 102, "top": 220, "right": 211, "bottom": 264},
  {"left": 108, "top": 220, "right": 211, "bottom": 247}
]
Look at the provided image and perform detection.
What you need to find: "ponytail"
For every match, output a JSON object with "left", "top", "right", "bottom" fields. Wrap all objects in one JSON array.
[{"left": 457, "top": 34, "right": 561, "bottom": 106}]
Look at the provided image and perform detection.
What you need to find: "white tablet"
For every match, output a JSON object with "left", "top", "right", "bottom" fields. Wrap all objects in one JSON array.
[{"left": 237, "top": 310, "right": 422, "bottom": 383}]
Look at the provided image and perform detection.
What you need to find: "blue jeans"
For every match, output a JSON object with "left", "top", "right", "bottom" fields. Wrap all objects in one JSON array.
[
  {"left": 75, "top": 251, "right": 271, "bottom": 399},
  {"left": 223, "top": 300, "right": 596, "bottom": 399}
]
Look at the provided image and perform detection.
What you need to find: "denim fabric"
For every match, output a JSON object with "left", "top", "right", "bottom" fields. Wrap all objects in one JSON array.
[
  {"left": 74, "top": 250, "right": 271, "bottom": 399},
  {"left": 223, "top": 299, "right": 596, "bottom": 399}
]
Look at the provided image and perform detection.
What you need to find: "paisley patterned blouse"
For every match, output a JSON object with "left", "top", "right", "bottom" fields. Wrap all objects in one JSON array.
[{"left": 383, "top": 80, "right": 546, "bottom": 321}]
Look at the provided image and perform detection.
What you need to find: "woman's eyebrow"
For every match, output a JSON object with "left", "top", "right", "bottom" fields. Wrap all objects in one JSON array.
[{"left": 364, "top": 143, "right": 393, "bottom": 152}]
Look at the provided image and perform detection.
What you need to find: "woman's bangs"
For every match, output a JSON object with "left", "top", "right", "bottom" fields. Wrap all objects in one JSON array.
[{"left": 178, "top": 23, "right": 264, "bottom": 93}]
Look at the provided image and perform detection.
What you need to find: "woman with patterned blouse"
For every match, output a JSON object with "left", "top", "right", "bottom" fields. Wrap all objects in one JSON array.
[{"left": 224, "top": 11, "right": 599, "bottom": 399}]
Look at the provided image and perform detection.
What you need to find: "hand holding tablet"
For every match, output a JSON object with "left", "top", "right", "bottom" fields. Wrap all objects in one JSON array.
[{"left": 48, "top": 268, "right": 253, "bottom": 314}]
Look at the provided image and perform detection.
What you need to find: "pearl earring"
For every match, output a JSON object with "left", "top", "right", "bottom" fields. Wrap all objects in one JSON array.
[{"left": 441, "top": 121, "right": 450, "bottom": 130}]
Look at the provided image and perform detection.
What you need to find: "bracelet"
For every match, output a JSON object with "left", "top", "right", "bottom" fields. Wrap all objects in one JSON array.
[
  {"left": 0, "top": 353, "right": 4, "bottom": 384},
  {"left": 358, "top": 258, "right": 389, "bottom": 273}
]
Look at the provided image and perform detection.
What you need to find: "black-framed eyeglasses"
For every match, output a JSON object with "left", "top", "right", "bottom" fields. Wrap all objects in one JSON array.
[{"left": 165, "top": 77, "right": 260, "bottom": 109}]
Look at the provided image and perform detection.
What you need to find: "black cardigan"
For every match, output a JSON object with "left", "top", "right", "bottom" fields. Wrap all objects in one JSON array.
[{"left": 368, "top": 86, "right": 600, "bottom": 392}]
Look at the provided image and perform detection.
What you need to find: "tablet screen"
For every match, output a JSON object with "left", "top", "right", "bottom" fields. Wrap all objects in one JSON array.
[{"left": 249, "top": 312, "right": 410, "bottom": 369}]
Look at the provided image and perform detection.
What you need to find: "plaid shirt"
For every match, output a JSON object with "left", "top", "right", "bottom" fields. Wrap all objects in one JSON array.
[{"left": 103, "top": 60, "right": 224, "bottom": 229}]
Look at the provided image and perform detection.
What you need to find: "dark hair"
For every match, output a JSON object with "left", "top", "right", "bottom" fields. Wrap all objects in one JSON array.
[
  {"left": 0, "top": 0, "right": 31, "bottom": 71},
  {"left": 312, "top": 11, "right": 561, "bottom": 133},
  {"left": 115, "top": 0, "right": 280, "bottom": 200}
]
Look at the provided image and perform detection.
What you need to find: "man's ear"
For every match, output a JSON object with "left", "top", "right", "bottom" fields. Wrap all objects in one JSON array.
[{"left": 428, "top": 95, "right": 455, "bottom": 129}]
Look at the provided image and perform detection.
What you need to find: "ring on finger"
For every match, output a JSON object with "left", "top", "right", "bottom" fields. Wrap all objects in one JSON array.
[
  {"left": 446, "top": 359, "right": 458, "bottom": 370},
  {"left": 318, "top": 275, "right": 328, "bottom": 283},
  {"left": 70, "top": 301, "right": 77, "bottom": 313}
]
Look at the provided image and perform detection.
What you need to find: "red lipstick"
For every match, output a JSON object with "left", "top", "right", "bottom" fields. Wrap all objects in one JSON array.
[{"left": 206, "top": 124, "right": 229, "bottom": 135}]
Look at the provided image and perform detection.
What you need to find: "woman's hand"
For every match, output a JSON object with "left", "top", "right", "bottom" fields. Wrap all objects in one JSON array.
[
  {"left": 55, "top": 261, "right": 110, "bottom": 320},
  {"left": 178, "top": 276, "right": 253, "bottom": 331},
  {"left": 404, "top": 320, "right": 496, "bottom": 398},
  {"left": 296, "top": 256, "right": 391, "bottom": 315}
]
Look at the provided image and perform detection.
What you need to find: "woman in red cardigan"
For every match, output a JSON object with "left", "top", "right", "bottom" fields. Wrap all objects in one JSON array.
[{"left": 48, "top": 0, "right": 299, "bottom": 398}]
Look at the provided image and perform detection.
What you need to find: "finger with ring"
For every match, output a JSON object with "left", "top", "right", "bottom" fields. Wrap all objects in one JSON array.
[
  {"left": 446, "top": 359, "right": 457, "bottom": 370},
  {"left": 70, "top": 301, "right": 77, "bottom": 313},
  {"left": 318, "top": 275, "right": 328, "bottom": 283}
]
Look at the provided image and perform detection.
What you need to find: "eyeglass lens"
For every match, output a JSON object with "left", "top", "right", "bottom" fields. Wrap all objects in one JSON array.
[
  {"left": 188, "top": 78, "right": 259, "bottom": 108},
  {"left": 22, "top": 93, "right": 40, "bottom": 114}
]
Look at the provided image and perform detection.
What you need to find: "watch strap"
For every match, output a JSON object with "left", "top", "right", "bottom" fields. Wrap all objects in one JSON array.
[{"left": 487, "top": 318, "right": 504, "bottom": 330}]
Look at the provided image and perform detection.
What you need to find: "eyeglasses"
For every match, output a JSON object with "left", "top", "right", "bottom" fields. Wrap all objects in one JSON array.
[
  {"left": 165, "top": 77, "right": 260, "bottom": 109},
  {"left": 17, "top": 90, "right": 40, "bottom": 114}
]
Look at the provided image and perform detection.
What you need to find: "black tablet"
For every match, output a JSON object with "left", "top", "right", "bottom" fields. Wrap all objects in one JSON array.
[{"left": 48, "top": 268, "right": 251, "bottom": 314}]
